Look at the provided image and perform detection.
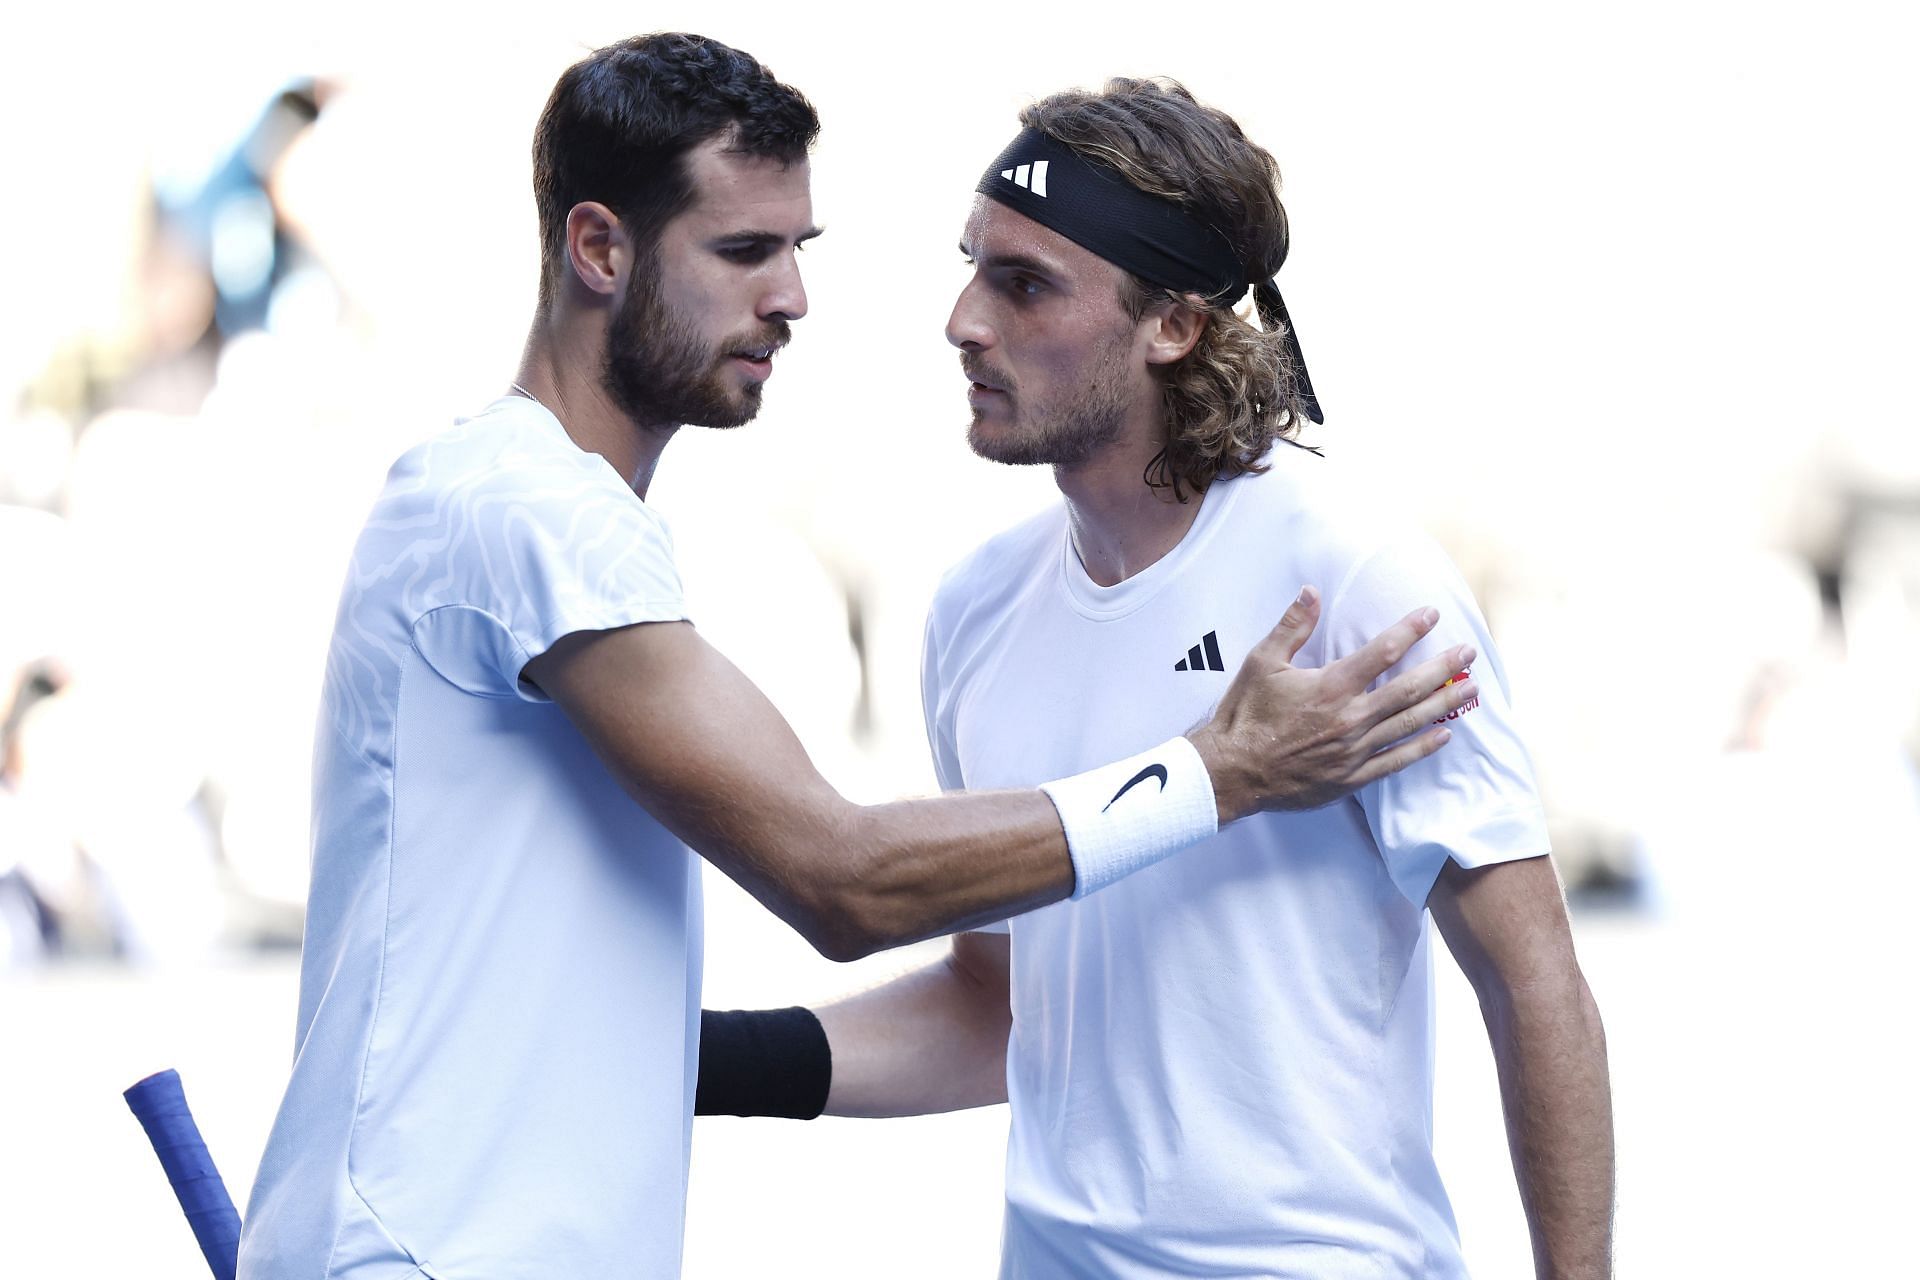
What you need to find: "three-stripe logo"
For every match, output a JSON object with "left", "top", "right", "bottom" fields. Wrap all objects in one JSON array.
[
  {"left": 1174, "top": 631, "right": 1225, "bottom": 673},
  {"left": 999, "top": 160, "right": 1049, "bottom": 197}
]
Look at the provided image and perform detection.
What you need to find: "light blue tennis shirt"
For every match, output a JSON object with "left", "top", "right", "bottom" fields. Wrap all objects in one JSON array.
[{"left": 240, "top": 397, "right": 701, "bottom": 1279}]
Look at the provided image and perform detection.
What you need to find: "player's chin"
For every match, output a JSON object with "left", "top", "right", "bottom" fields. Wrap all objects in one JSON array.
[
  {"left": 966, "top": 414, "right": 1039, "bottom": 465},
  {"left": 688, "top": 381, "right": 763, "bottom": 430}
]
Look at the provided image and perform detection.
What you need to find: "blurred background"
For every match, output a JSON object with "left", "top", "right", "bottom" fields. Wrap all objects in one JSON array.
[{"left": 3, "top": 1, "right": 1916, "bottom": 1274}]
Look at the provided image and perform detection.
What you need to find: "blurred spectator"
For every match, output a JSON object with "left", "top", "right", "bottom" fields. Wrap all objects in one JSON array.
[
  {"left": 151, "top": 78, "right": 338, "bottom": 345},
  {"left": 0, "top": 663, "right": 69, "bottom": 968}
]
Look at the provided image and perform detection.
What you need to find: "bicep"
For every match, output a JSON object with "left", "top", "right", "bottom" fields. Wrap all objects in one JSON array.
[
  {"left": 1428, "top": 855, "right": 1580, "bottom": 996},
  {"left": 532, "top": 618, "right": 1077, "bottom": 960},
  {"left": 524, "top": 620, "right": 844, "bottom": 873}
]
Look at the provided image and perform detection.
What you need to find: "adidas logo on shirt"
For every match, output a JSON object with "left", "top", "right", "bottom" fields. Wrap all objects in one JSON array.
[
  {"left": 999, "top": 160, "right": 1049, "bottom": 197},
  {"left": 1174, "top": 631, "right": 1225, "bottom": 673}
]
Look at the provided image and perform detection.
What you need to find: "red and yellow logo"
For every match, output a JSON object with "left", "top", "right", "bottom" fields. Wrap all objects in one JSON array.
[{"left": 1433, "top": 667, "right": 1481, "bottom": 724}]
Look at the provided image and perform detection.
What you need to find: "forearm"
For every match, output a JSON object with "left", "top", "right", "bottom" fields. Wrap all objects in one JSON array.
[
  {"left": 697, "top": 934, "right": 1012, "bottom": 1121},
  {"left": 815, "top": 946, "right": 1011, "bottom": 1117},
  {"left": 1481, "top": 970, "right": 1615, "bottom": 1279},
  {"left": 537, "top": 604, "right": 1473, "bottom": 961},
  {"left": 685, "top": 786, "right": 1068, "bottom": 962}
]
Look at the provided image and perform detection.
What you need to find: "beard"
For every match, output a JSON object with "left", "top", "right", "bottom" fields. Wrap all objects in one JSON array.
[
  {"left": 601, "top": 257, "right": 789, "bottom": 430},
  {"left": 963, "top": 331, "right": 1134, "bottom": 469}
]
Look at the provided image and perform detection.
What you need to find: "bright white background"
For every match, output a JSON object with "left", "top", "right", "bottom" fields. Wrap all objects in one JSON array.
[{"left": 3, "top": 2, "right": 1917, "bottom": 1275}]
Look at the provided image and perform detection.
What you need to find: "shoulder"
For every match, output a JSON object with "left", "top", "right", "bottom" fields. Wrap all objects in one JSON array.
[
  {"left": 925, "top": 502, "right": 1064, "bottom": 647},
  {"left": 1228, "top": 446, "right": 1424, "bottom": 587},
  {"left": 1224, "top": 448, "right": 1482, "bottom": 664},
  {"left": 385, "top": 398, "right": 655, "bottom": 524},
  {"left": 343, "top": 397, "right": 680, "bottom": 623}
]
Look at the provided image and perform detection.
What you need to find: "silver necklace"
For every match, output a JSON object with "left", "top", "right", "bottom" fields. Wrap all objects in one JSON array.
[{"left": 509, "top": 381, "right": 547, "bottom": 412}]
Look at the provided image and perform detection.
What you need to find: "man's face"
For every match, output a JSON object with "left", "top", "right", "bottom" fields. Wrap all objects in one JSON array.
[
  {"left": 603, "top": 137, "right": 819, "bottom": 429},
  {"left": 946, "top": 196, "right": 1153, "bottom": 468}
]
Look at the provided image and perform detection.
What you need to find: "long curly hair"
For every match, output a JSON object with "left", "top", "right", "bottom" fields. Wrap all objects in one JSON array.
[{"left": 1020, "top": 80, "right": 1310, "bottom": 501}]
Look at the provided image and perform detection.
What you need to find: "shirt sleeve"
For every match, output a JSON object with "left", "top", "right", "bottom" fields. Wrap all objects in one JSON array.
[
  {"left": 922, "top": 596, "right": 1011, "bottom": 936},
  {"left": 1322, "top": 532, "right": 1551, "bottom": 906},
  {"left": 921, "top": 605, "right": 966, "bottom": 795},
  {"left": 410, "top": 449, "right": 688, "bottom": 702}
]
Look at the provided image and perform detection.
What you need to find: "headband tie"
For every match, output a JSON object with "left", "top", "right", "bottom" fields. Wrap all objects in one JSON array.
[{"left": 978, "top": 127, "right": 1322, "bottom": 424}]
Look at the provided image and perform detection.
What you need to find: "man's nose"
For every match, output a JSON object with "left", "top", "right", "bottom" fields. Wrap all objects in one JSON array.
[
  {"left": 945, "top": 277, "right": 992, "bottom": 351},
  {"left": 760, "top": 253, "right": 808, "bottom": 323}
]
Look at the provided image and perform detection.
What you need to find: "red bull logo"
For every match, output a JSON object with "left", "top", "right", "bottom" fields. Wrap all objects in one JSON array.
[{"left": 1433, "top": 667, "right": 1481, "bottom": 724}]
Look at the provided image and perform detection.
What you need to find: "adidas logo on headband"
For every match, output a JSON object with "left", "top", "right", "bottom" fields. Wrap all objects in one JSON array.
[
  {"left": 978, "top": 127, "right": 1324, "bottom": 424},
  {"left": 998, "top": 160, "right": 1049, "bottom": 197}
]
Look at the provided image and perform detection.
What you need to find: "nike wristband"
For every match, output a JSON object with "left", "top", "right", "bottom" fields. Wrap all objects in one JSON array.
[
  {"left": 1039, "top": 736, "right": 1219, "bottom": 899},
  {"left": 695, "top": 1007, "right": 832, "bottom": 1119}
]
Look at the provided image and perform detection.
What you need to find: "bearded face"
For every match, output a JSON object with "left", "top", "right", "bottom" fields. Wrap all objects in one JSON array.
[
  {"left": 602, "top": 249, "right": 790, "bottom": 431},
  {"left": 960, "top": 327, "right": 1133, "bottom": 469},
  {"left": 597, "top": 141, "right": 813, "bottom": 432}
]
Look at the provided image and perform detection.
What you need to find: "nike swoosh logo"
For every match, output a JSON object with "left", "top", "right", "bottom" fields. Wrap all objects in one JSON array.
[{"left": 1102, "top": 763, "right": 1169, "bottom": 812}]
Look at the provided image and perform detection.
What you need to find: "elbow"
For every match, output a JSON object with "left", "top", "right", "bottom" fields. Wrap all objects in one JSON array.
[
  {"left": 797, "top": 907, "right": 897, "bottom": 964},
  {"left": 790, "top": 883, "right": 907, "bottom": 964},
  {"left": 808, "top": 927, "right": 882, "bottom": 965},
  {"left": 778, "top": 808, "right": 924, "bottom": 963}
]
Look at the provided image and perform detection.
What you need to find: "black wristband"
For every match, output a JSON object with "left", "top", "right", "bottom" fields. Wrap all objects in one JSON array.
[{"left": 695, "top": 1007, "right": 832, "bottom": 1119}]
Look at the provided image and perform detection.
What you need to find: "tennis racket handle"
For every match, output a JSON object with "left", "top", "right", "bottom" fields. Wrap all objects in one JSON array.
[{"left": 124, "top": 1069, "right": 241, "bottom": 1280}]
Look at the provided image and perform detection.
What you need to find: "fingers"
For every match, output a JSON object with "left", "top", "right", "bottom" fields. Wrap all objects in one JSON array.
[
  {"left": 1356, "top": 669, "right": 1478, "bottom": 758},
  {"left": 1327, "top": 607, "right": 1439, "bottom": 692},
  {"left": 1348, "top": 725, "right": 1452, "bottom": 789},
  {"left": 1247, "top": 585, "right": 1321, "bottom": 667},
  {"left": 1362, "top": 643, "right": 1476, "bottom": 722}
]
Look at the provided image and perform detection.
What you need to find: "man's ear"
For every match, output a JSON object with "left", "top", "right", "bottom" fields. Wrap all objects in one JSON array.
[
  {"left": 564, "top": 201, "right": 630, "bottom": 299},
  {"left": 1143, "top": 295, "right": 1209, "bottom": 367}
]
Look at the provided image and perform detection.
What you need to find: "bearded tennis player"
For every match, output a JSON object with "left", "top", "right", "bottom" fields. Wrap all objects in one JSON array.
[
  {"left": 233, "top": 36, "right": 1480, "bottom": 1280},
  {"left": 699, "top": 79, "right": 1614, "bottom": 1279}
]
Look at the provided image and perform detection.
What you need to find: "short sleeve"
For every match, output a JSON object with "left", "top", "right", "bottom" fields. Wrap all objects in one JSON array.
[
  {"left": 410, "top": 447, "right": 688, "bottom": 701},
  {"left": 921, "top": 605, "right": 966, "bottom": 795},
  {"left": 1323, "top": 533, "right": 1551, "bottom": 906},
  {"left": 922, "top": 597, "right": 1010, "bottom": 936}
]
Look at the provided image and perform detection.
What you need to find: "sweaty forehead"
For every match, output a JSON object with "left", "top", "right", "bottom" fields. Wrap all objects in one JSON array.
[{"left": 961, "top": 194, "right": 1120, "bottom": 285}]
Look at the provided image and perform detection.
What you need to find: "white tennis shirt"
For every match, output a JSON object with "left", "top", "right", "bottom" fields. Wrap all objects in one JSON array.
[
  {"left": 922, "top": 450, "right": 1549, "bottom": 1278},
  {"left": 240, "top": 397, "right": 701, "bottom": 1278}
]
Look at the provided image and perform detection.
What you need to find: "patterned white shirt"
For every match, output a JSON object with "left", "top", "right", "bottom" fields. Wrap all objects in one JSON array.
[{"left": 241, "top": 397, "right": 701, "bottom": 1279}]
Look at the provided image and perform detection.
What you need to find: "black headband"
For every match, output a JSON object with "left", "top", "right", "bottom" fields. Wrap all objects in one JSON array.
[{"left": 977, "top": 127, "right": 1322, "bottom": 424}]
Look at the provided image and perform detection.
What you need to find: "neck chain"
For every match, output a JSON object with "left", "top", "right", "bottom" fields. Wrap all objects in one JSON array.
[{"left": 509, "top": 381, "right": 548, "bottom": 413}]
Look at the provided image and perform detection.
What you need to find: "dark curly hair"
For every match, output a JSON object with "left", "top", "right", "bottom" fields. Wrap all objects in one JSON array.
[
  {"left": 531, "top": 33, "right": 820, "bottom": 310},
  {"left": 1021, "top": 79, "right": 1308, "bottom": 501}
]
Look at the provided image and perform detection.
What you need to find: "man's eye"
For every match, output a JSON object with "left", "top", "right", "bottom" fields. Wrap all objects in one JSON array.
[
  {"left": 720, "top": 245, "right": 771, "bottom": 263},
  {"left": 1010, "top": 274, "right": 1041, "bottom": 297}
]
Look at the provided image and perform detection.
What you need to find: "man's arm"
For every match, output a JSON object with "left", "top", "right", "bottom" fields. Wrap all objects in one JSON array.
[
  {"left": 1428, "top": 856, "right": 1614, "bottom": 1280},
  {"left": 525, "top": 589, "right": 1477, "bottom": 961},
  {"left": 812, "top": 930, "right": 1012, "bottom": 1117}
]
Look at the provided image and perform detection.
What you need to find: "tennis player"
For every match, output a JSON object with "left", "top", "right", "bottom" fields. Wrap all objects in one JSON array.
[
  {"left": 706, "top": 81, "right": 1614, "bottom": 1278},
  {"left": 234, "top": 36, "right": 1477, "bottom": 1279}
]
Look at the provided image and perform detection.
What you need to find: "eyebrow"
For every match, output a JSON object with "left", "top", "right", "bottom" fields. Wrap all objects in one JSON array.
[
  {"left": 712, "top": 226, "right": 826, "bottom": 248},
  {"left": 958, "top": 242, "right": 1061, "bottom": 278}
]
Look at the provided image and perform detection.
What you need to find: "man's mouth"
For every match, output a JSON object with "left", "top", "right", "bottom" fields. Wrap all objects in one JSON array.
[
  {"left": 730, "top": 342, "right": 783, "bottom": 377},
  {"left": 962, "top": 364, "right": 1010, "bottom": 395}
]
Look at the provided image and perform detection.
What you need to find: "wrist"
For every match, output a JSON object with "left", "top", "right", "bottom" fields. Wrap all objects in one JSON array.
[
  {"left": 1038, "top": 736, "right": 1219, "bottom": 898},
  {"left": 1184, "top": 727, "right": 1253, "bottom": 826},
  {"left": 695, "top": 1007, "right": 831, "bottom": 1119}
]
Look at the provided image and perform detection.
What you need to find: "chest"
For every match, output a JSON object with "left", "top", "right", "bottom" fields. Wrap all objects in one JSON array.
[{"left": 949, "top": 570, "right": 1317, "bottom": 791}]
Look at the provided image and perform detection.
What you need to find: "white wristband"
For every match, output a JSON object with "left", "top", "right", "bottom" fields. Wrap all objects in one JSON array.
[{"left": 1038, "top": 736, "right": 1219, "bottom": 899}]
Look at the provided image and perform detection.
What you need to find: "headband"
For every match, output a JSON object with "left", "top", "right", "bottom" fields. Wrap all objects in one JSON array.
[{"left": 977, "top": 127, "right": 1322, "bottom": 424}]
